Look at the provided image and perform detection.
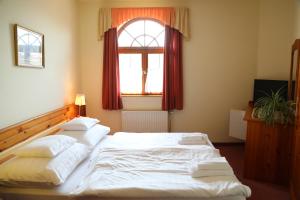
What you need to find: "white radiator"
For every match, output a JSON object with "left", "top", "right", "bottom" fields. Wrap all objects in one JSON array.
[
  {"left": 229, "top": 109, "right": 246, "bottom": 140},
  {"left": 121, "top": 111, "right": 169, "bottom": 132}
]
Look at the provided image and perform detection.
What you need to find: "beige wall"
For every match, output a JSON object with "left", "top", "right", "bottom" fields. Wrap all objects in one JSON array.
[
  {"left": 0, "top": 0, "right": 79, "bottom": 129},
  {"left": 295, "top": 0, "right": 300, "bottom": 39},
  {"left": 256, "top": 0, "right": 294, "bottom": 80},
  {"left": 1, "top": 0, "right": 295, "bottom": 142},
  {"left": 79, "top": 0, "right": 259, "bottom": 142}
]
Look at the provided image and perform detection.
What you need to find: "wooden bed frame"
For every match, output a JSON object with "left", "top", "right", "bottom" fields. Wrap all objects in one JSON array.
[{"left": 0, "top": 104, "right": 77, "bottom": 162}]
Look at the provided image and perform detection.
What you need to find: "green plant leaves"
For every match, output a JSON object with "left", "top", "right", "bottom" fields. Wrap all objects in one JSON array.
[{"left": 254, "top": 86, "right": 295, "bottom": 125}]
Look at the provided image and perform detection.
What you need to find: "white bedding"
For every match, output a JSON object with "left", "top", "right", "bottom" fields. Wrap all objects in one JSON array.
[
  {"left": 101, "top": 132, "right": 214, "bottom": 149},
  {"left": 72, "top": 146, "right": 250, "bottom": 198},
  {"left": 0, "top": 133, "right": 250, "bottom": 200}
]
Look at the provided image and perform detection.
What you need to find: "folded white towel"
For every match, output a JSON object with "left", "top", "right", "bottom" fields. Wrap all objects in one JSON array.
[
  {"left": 191, "top": 169, "right": 234, "bottom": 178},
  {"left": 178, "top": 140, "right": 207, "bottom": 145},
  {"left": 194, "top": 157, "right": 232, "bottom": 170},
  {"left": 181, "top": 135, "right": 206, "bottom": 141},
  {"left": 179, "top": 134, "right": 207, "bottom": 145},
  {"left": 190, "top": 157, "right": 234, "bottom": 178}
]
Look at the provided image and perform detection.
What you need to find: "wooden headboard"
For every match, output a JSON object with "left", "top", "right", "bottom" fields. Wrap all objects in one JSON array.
[{"left": 0, "top": 104, "right": 77, "bottom": 152}]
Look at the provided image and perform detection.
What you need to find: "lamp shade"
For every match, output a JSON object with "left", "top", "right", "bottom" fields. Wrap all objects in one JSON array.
[{"left": 75, "top": 94, "right": 86, "bottom": 106}]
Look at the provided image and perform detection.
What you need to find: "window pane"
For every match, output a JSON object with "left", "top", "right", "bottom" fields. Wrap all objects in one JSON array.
[
  {"left": 125, "top": 20, "right": 144, "bottom": 38},
  {"left": 119, "top": 54, "right": 142, "bottom": 94},
  {"left": 145, "top": 20, "right": 164, "bottom": 39},
  {"left": 148, "top": 39, "right": 159, "bottom": 47},
  {"left": 118, "top": 19, "right": 165, "bottom": 47},
  {"left": 133, "top": 36, "right": 144, "bottom": 47},
  {"left": 156, "top": 33, "right": 165, "bottom": 47},
  {"left": 145, "top": 35, "right": 156, "bottom": 47},
  {"left": 118, "top": 31, "right": 133, "bottom": 47},
  {"left": 145, "top": 54, "right": 164, "bottom": 94}
]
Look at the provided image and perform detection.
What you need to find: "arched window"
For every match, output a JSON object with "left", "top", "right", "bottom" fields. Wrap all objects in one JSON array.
[{"left": 118, "top": 19, "right": 165, "bottom": 95}]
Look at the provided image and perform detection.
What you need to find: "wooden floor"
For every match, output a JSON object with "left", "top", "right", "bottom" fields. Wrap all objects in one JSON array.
[{"left": 214, "top": 143, "right": 290, "bottom": 200}]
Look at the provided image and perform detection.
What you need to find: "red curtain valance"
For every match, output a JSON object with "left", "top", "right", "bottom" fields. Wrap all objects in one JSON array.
[
  {"left": 99, "top": 7, "right": 190, "bottom": 40},
  {"left": 111, "top": 7, "right": 174, "bottom": 28}
]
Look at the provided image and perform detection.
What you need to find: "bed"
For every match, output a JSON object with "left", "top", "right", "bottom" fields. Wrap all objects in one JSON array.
[
  {"left": 0, "top": 107, "right": 250, "bottom": 200},
  {"left": 0, "top": 132, "right": 250, "bottom": 200}
]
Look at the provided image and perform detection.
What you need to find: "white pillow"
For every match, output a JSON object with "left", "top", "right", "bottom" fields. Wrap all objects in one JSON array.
[
  {"left": 14, "top": 135, "right": 77, "bottom": 158},
  {"left": 60, "top": 117, "right": 100, "bottom": 131},
  {"left": 0, "top": 143, "right": 89, "bottom": 186},
  {"left": 60, "top": 124, "right": 110, "bottom": 147}
]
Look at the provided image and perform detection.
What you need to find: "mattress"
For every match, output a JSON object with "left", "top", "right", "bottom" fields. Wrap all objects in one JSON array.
[{"left": 0, "top": 133, "right": 250, "bottom": 200}]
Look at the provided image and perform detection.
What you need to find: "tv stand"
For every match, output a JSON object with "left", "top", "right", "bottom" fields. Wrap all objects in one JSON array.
[{"left": 243, "top": 103, "right": 293, "bottom": 185}]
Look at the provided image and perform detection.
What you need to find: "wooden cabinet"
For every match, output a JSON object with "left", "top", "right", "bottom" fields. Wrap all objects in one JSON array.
[
  {"left": 244, "top": 107, "right": 293, "bottom": 185},
  {"left": 244, "top": 39, "right": 300, "bottom": 198},
  {"left": 291, "top": 131, "right": 300, "bottom": 200},
  {"left": 290, "top": 39, "right": 300, "bottom": 200}
]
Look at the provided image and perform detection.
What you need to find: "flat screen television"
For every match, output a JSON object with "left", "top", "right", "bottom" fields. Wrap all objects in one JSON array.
[{"left": 253, "top": 79, "right": 289, "bottom": 103}]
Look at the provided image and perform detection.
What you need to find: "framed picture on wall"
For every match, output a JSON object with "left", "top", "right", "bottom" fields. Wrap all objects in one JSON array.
[{"left": 14, "top": 24, "right": 45, "bottom": 68}]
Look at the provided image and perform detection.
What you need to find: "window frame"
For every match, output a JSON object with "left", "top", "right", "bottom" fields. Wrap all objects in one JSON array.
[{"left": 118, "top": 18, "right": 165, "bottom": 96}]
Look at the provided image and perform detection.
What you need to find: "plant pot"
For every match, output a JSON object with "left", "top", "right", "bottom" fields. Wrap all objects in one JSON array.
[
  {"left": 252, "top": 108, "right": 285, "bottom": 124},
  {"left": 252, "top": 107, "right": 264, "bottom": 119}
]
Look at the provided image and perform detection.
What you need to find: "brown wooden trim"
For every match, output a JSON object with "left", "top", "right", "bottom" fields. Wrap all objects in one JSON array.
[
  {"left": 289, "top": 45, "right": 295, "bottom": 100},
  {"left": 289, "top": 39, "right": 300, "bottom": 100},
  {"left": 0, "top": 104, "right": 77, "bottom": 151},
  {"left": 14, "top": 25, "right": 18, "bottom": 66}
]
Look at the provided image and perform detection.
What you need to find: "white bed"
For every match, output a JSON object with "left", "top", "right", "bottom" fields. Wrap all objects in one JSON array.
[
  {"left": 0, "top": 133, "right": 250, "bottom": 200},
  {"left": 101, "top": 132, "right": 215, "bottom": 149}
]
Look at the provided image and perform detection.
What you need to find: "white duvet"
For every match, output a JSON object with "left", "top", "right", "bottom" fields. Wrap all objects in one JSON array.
[
  {"left": 100, "top": 132, "right": 214, "bottom": 149},
  {"left": 73, "top": 146, "right": 251, "bottom": 198}
]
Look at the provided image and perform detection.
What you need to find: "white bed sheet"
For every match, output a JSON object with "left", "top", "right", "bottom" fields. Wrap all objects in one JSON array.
[
  {"left": 72, "top": 146, "right": 250, "bottom": 199},
  {"left": 0, "top": 133, "right": 250, "bottom": 200},
  {"left": 101, "top": 132, "right": 215, "bottom": 149}
]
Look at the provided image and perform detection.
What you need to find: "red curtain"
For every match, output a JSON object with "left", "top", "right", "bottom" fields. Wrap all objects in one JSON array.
[
  {"left": 162, "top": 25, "right": 183, "bottom": 111},
  {"left": 111, "top": 8, "right": 174, "bottom": 28},
  {"left": 102, "top": 28, "right": 123, "bottom": 110}
]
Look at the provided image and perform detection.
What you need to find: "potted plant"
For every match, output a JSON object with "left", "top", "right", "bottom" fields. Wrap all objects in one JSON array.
[{"left": 252, "top": 87, "right": 295, "bottom": 125}]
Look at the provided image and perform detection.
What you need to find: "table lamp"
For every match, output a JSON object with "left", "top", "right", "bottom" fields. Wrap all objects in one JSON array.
[{"left": 75, "top": 94, "right": 86, "bottom": 116}]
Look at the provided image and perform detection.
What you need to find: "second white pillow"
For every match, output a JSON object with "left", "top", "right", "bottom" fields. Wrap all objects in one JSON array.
[
  {"left": 14, "top": 135, "right": 77, "bottom": 158},
  {"left": 60, "top": 124, "right": 110, "bottom": 147},
  {"left": 60, "top": 117, "right": 100, "bottom": 131}
]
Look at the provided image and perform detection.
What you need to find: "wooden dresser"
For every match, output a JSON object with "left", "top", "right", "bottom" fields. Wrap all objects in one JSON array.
[
  {"left": 244, "top": 39, "right": 300, "bottom": 199},
  {"left": 290, "top": 39, "right": 300, "bottom": 200},
  {"left": 244, "top": 104, "right": 293, "bottom": 185}
]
